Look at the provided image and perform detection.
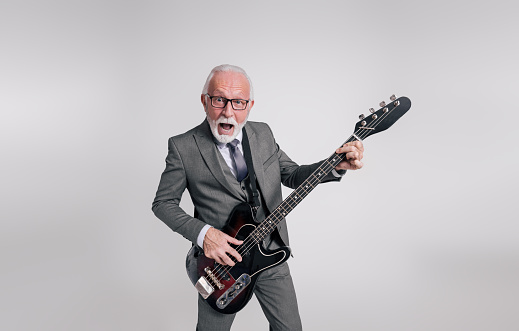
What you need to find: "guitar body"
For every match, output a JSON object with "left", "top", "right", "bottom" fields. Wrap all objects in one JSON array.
[{"left": 186, "top": 203, "right": 291, "bottom": 314}]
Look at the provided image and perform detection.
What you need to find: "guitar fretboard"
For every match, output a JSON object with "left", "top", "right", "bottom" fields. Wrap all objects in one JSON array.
[{"left": 249, "top": 135, "right": 358, "bottom": 243}]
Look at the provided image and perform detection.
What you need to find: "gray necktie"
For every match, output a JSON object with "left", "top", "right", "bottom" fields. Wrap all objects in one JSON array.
[{"left": 227, "top": 139, "right": 248, "bottom": 182}]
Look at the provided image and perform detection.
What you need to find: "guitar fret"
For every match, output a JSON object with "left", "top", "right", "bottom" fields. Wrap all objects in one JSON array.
[
  {"left": 281, "top": 203, "right": 292, "bottom": 214},
  {"left": 255, "top": 104, "right": 405, "bottom": 235},
  {"left": 254, "top": 141, "right": 351, "bottom": 240},
  {"left": 251, "top": 148, "right": 347, "bottom": 243}
]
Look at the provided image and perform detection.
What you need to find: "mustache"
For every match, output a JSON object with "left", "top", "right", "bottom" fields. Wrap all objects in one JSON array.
[{"left": 215, "top": 116, "right": 238, "bottom": 126}]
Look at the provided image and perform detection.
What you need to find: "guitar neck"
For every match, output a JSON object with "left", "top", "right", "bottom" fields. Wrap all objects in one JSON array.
[
  {"left": 248, "top": 95, "right": 411, "bottom": 244},
  {"left": 250, "top": 135, "right": 359, "bottom": 243}
]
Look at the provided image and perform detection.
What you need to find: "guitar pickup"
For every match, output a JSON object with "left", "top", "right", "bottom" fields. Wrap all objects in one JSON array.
[
  {"left": 195, "top": 276, "right": 214, "bottom": 299},
  {"left": 216, "top": 274, "right": 251, "bottom": 309}
]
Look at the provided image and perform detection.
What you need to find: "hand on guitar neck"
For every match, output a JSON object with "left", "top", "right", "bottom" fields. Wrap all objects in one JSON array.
[
  {"left": 335, "top": 141, "right": 364, "bottom": 171},
  {"left": 201, "top": 141, "right": 364, "bottom": 266},
  {"left": 203, "top": 227, "right": 243, "bottom": 266}
]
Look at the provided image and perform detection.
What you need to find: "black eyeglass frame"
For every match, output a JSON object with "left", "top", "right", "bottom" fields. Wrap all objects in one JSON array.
[{"left": 205, "top": 94, "right": 250, "bottom": 110}]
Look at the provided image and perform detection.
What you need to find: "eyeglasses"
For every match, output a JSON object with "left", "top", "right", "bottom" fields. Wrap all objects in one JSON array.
[{"left": 206, "top": 94, "right": 250, "bottom": 110}]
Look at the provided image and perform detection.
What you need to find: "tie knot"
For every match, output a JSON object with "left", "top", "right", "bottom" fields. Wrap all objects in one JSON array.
[{"left": 227, "top": 139, "right": 239, "bottom": 149}]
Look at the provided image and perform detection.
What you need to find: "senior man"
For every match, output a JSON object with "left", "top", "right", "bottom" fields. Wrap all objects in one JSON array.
[{"left": 152, "top": 64, "right": 364, "bottom": 330}]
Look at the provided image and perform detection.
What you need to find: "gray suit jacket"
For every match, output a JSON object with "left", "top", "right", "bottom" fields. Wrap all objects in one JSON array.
[{"left": 152, "top": 120, "right": 341, "bottom": 246}]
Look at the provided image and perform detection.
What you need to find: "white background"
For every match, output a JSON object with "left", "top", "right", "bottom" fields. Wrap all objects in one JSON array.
[{"left": 1, "top": 1, "right": 518, "bottom": 330}]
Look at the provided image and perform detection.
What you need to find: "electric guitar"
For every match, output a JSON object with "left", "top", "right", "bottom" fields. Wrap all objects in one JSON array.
[{"left": 186, "top": 95, "right": 412, "bottom": 314}]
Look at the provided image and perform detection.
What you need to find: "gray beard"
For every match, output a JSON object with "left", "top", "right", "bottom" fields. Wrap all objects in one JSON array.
[{"left": 206, "top": 113, "right": 249, "bottom": 144}]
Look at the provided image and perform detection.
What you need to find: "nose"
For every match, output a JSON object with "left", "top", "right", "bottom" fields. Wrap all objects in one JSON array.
[{"left": 222, "top": 102, "right": 234, "bottom": 118}]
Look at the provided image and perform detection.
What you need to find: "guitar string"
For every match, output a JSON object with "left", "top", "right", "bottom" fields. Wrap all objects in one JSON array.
[
  {"left": 208, "top": 107, "right": 393, "bottom": 284},
  {"left": 229, "top": 105, "right": 395, "bottom": 256},
  {"left": 208, "top": 104, "right": 397, "bottom": 284},
  {"left": 231, "top": 105, "right": 393, "bottom": 254},
  {"left": 207, "top": 102, "right": 401, "bottom": 284}
]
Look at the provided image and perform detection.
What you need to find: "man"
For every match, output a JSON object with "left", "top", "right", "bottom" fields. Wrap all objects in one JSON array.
[{"left": 152, "top": 64, "right": 364, "bottom": 330}]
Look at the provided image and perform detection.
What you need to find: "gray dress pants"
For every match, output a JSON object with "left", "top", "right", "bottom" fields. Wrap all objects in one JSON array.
[{"left": 196, "top": 262, "right": 303, "bottom": 331}]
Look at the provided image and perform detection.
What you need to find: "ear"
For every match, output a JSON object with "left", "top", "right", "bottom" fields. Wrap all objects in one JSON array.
[
  {"left": 249, "top": 100, "right": 254, "bottom": 111},
  {"left": 201, "top": 94, "right": 209, "bottom": 114}
]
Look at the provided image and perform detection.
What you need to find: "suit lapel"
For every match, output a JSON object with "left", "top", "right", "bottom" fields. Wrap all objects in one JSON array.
[
  {"left": 193, "top": 121, "right": 242, "bottom": 200},
  {"left": 245, "top": 124, "right": 267, "bottom": 200}
]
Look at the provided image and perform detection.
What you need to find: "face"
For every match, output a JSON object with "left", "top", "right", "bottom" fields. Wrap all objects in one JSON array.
[{"left": 201, "top": 71, "right": 254, "bottom": 143}]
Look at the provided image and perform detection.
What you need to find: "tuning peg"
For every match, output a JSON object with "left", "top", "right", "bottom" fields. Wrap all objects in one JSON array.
[
  {"left": 369, "top": 108, "right": 375, "bottom": 113},
  {"left": 390, "top": 94, "right": 396, "bottom": 101},
  {"left": 359, "top": 114, "right": 365, "bottom": 120},
  {"left": 379, "top": 101, "right": 386, "bottom": 107}
]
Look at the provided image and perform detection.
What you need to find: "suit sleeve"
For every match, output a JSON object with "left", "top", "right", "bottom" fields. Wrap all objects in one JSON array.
[
  {"left": 264, "top": 125, "right": 342, "bottom": 189},
  {"left": 152, "top": 137, "right": 206, "bottom": 244}
]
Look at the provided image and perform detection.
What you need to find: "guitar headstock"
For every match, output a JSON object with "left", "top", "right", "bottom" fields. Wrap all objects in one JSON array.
[{"left": 354, "top": 95, "right": 411, "bottom": 140}]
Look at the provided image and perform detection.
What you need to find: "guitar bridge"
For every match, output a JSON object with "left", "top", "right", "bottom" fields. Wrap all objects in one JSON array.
[
  {"left": 195, "top": 276, "right": 214, "bottom": 299},
  {"left": 204, "top": 267, "right": 224, "bottom": 289},
  {"left": 216, "top": 274, "right": 251, "bottom": 309}
]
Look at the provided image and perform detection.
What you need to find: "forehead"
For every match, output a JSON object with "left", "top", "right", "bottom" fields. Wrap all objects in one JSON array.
[{"left": 208, "top": 71, "right": 250, "bottom": 98}]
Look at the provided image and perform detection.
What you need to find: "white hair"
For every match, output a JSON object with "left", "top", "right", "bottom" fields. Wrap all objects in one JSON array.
[{"left": 202, "top": 64, "right": 254, "bottom": 101}]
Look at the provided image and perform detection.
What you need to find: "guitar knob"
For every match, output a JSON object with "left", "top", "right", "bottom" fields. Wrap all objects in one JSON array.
[
  {"left": 379, "top": 101, "right": 386, "bottom": 107},
  {"left": 359, "top": 114, "right": 365, "bottom": 120},
  {"left": 390, "top": 94, "right": 396, "bottom": 101},
  {"left": 369, "top": 108, "right": 375, "bottom": 113}
]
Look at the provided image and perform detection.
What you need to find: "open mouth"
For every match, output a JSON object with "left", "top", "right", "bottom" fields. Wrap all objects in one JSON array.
[{"left": 219, "top": 123, "right": 234, "bottom": 132}]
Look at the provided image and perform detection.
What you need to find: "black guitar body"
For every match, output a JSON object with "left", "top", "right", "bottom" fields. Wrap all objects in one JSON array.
[{"left": 186, "top": 203, "right": 291, "bottom": 314}]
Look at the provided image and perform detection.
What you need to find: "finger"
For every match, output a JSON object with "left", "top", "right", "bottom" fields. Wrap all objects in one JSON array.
[
  {"left": 226, "top": 234, "right": 243, "bottom": 246},
  {"left": 347, "top": 142, "right": 363, "bottom": 159},
  {"left": 213, "top": 255, "right": 225, "bottom": 265},
  {"left": 337, "top": 143, "right": 364, "bottom": 155},
  {"left": 336, "top": 159, "right": 351, "bottom": 170},
  {"left": 345, "top": 151, "right": 360, "bottom": 160},
  {"left": 357, "top": 141, "right": 364, "bottom": 152},
  {"left": 343, "top": 142, "right": 364, "bottom": 156},
  {"left": 221, "top": 252, "right": 237, "bottom": 266},
  {"left": 227, "top": 247, "right": 243, "bottom": 262},
  {"left": 209, "top": 251, "right": 228, "bottom": 266},
  {"left": 210, "top": 247, "right": 236, "bottom": 266},
  {"left": 336, "top": 145, "right": 354, "bottom": 154},
  {"left": 351, "top": 160, "right": 363, "bottom": 169},
  {"left": 349, "top": 141, "right": 364, "bottom": 151},
  {"left": 336, "top": 158, "right": 363, "bottom": 170}
]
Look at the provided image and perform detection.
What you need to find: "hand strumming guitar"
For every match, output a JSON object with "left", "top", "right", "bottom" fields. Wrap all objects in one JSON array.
[{"left": 203, "top": 227, "right": 243, "bottom": 266}]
